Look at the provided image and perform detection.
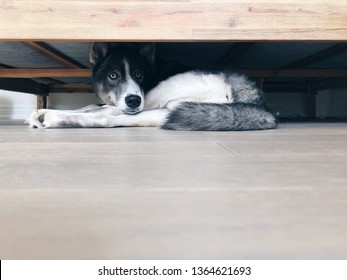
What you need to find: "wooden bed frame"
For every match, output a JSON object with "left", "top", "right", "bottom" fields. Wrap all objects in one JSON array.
[
  {"left": 1, "top": 0, "right": 346, "bottom": 41},
  {"left": 1, "top": 0, "right": 347, "bottom": 114}
]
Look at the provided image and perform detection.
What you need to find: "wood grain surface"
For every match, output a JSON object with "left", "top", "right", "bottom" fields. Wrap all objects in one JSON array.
[{"left": 1, "top": 0, "right": 347, "bottom": 41}]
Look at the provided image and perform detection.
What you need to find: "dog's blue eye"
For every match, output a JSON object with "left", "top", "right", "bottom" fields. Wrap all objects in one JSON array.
[
  {"left": 108, "top": 72, "right": 118, "bottom": 80},
  {"left": 134, "top": 70, "right": 143, "bottom": 80}
]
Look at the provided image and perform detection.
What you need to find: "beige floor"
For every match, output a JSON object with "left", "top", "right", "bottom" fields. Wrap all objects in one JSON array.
[{"left": 0, "top": 123, "right": 347, "bottom": 259}]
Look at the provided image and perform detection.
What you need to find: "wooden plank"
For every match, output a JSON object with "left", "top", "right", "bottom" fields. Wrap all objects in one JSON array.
[
  {"left": 241, "top": 69, "right": 347, "bottom": 78},
  {"left": 284, "top": 43, "right": 347, "bottom": 68},
  {"left": 0, "top": 61, "right": 65, "bottom": 84},
  {"left": 22, "top": 42, "right": 87, "bottom": 68},
  {"left": 0, "top": 1, "right": 347, "bottom": 41},
  {"left": 0, "top": 69, "right": 91, "bottom": 78},
  {"left": 2, "top": 68, "right": 347, "bottom": 78}
]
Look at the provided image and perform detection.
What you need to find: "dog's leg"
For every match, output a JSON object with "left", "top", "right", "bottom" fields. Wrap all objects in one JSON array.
[
  {"left": 111, "top": 109, "right": 170, "bottom": 127},
  {"left": 27, "top": 109, "right": 170, "bottom": 128},
  {"left": 26, "top": 106, "right": 123, "bottom": 128},
  {"left": 70, "top": 104, "right": 101, "bottom": 112},
  {"left": 52, "top": 104, "right": 121, "bottom": 114},
  {"left": 75, "top": 105, "right": 123, "bottom": 114},
  {"left": 26, "top": 110, "right": 96, "bottom": 128}
]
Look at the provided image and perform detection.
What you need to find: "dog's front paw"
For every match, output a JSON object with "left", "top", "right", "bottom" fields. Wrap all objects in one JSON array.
[{"left": 25, "top": 110, "right": 61, "bottom": 128}]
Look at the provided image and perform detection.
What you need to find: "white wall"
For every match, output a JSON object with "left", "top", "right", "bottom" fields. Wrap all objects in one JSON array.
[
  {"left": 0, "top": 90, "right": 36, "bottom": 124},
  {"left": 48, "top": 92, "right": 99, "bottom": 110},
  {"left": 328, "top": 88, "right": 347, "bottom": 118},
  {"left": 265, "top": 92, "right": 306, "bottom": 118},
  {"left": 0, "top": 90, "right": 99, "bottom": 124},
  {"left": 266, "top": 88, "right": 347, "bottom": 118}
]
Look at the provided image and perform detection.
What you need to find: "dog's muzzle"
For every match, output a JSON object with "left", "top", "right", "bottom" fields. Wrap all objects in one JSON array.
[{"left": 125, "top": 95, "right": 142, "bottom": 110}]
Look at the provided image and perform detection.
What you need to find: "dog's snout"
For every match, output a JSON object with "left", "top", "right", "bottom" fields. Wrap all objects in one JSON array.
[{"left": 125, "top": 95, "right": 141, "bottom": 109}]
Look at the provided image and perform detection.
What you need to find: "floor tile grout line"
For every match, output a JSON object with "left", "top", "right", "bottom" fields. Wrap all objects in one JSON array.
[{"left": 216, "top": 143, "right": 241, "bottom": 156}]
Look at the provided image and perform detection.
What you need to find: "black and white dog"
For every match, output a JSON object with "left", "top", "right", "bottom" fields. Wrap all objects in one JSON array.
[{"left": 26, "top": 43, "right": 277, "bottom": 131}]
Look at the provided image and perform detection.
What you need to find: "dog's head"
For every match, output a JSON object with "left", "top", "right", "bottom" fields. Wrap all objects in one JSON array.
[{"left": 89, "top": 42, "right": 155, "bottom": 114}]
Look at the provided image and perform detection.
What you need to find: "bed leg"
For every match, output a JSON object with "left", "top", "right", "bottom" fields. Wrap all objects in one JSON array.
[
  {"left": 256, "top": 78, "right": 264, "bottom": 90},
  {"left": 305, "top": 84, "right": 317, "bottom": 119},
  {"left": 37, "top": 95, "right": 48, "bottom": 109}
]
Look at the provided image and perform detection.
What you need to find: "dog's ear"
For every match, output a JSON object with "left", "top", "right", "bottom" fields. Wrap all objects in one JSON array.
[
  {"left": 89, "top": 42, "right": 111, "bottom": 66},
  {"left": 139, "top": 43, "right": 156, "bottom": 65}
]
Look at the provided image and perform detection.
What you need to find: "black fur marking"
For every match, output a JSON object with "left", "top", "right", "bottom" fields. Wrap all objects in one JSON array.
[
  {"left": 38, "top": 114, "right": 45, "bottom": 124},
  {"left": 162, "top": 102, "right": 277, "bottom": 131}
]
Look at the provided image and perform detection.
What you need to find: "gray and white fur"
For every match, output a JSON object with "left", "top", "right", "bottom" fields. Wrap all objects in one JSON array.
[{"left": 26, "top": 43, "right": 277, "bottom": 131}]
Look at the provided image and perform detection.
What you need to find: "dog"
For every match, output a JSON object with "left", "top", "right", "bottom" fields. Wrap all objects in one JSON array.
[{"left": 26, "top": 43, "right": 277, "bottom": 131}]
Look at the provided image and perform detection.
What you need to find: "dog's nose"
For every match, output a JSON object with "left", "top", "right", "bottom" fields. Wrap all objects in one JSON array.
[{"left": 125, "top": 95, "right": 141, "bottom": 109}]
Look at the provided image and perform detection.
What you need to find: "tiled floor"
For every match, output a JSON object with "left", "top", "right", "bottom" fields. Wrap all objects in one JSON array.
[{"left": 0, "top": 123, "right": 347, "bottom": 259}]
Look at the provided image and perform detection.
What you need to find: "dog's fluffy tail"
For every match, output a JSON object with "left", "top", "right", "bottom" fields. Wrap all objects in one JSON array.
[{"left": 161, "top": 102, "right": 277, "bottom": 131}]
